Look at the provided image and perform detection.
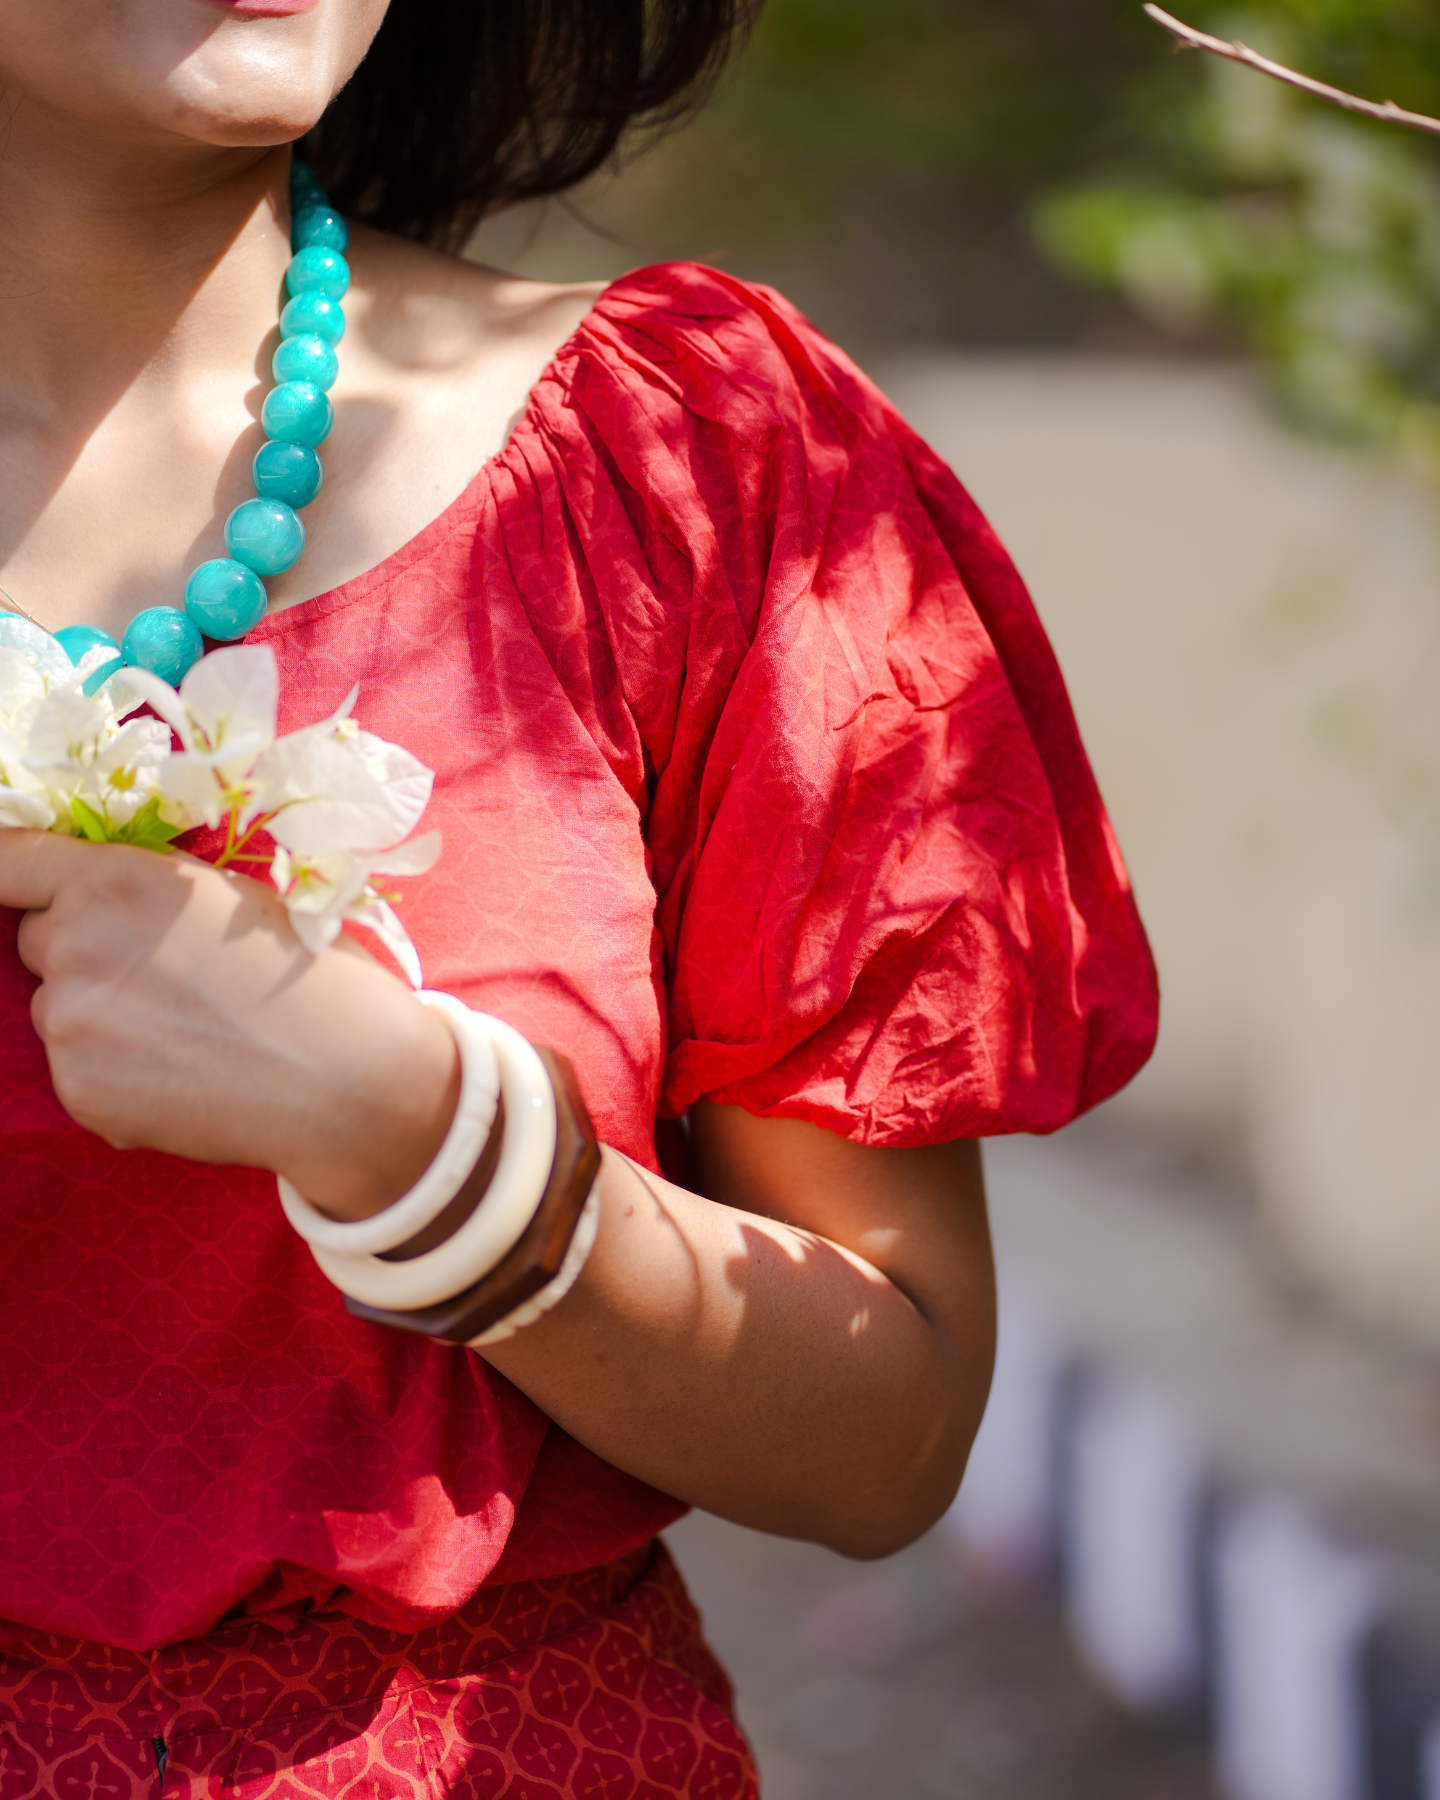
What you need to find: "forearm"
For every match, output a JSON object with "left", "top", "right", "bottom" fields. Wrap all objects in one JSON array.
[
  {"left": 5, "top": 823, "right": 994, "bottom": 1558},
  {"left": 476, "top": 1144, "right": 995, "bottom": 1559}
]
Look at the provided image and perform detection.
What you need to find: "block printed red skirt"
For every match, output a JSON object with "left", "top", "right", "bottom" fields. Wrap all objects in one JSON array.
[{"left": 0, "top": 1542, "right": 757, "bottom": 1798}]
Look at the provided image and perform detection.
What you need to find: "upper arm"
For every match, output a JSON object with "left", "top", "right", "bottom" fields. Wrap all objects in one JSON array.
[{"left": 688, "top": 1098, "right": 997, "bottom": 1424}]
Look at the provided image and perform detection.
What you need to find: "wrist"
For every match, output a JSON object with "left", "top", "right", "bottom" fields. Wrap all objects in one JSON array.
[
  {"left": 277, "top": 997, "right": 461, "bottom": 1221},
  {"left": 278, "top": 999, "right": 602, "bottom": 1346}
]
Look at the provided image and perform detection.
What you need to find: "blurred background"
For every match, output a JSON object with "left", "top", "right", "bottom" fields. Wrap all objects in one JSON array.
[{"left": 474, "top": 4, "right": 1440, "bottom": 1796}]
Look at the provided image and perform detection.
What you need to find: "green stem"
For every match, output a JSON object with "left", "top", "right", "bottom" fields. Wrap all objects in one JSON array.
[{"left": 212, "top": 806, "right": 279, "bottom": 870}]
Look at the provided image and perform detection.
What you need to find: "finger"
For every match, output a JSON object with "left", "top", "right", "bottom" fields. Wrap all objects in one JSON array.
[
  {"left": 14, "top": 905, "right": 51, "bottom": 977},
  {"left": 0, "top": 827, "right": 92, "bottom": 912}
]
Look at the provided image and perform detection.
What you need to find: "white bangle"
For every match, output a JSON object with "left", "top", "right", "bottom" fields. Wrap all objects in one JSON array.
[
  {"left": 309, "top": 1015, "right": 558, "bottom": 1311},
  {"left": 468, "top": 1178, "right": 603, "bottom": 1347},
  {"left": 277, "top": 991, "right": 499, "bottom": 1258}
]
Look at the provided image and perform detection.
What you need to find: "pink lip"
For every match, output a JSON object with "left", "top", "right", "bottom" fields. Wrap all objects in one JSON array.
[{"left": 201, "top": 0, "right": 319, "bottom": 14}]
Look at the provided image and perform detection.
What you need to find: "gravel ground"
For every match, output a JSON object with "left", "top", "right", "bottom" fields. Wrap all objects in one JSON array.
[{"left": 664, "top": 1510, "right": 1219, "bottom": 1800}]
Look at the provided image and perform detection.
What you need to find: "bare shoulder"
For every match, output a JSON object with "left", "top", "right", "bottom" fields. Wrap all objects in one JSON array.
[
  {"left": 263, "top": 225, "right": 613, "bottom": 609},
  {"left": 345, "top": 224, "right": 608, "bottom": 385}
]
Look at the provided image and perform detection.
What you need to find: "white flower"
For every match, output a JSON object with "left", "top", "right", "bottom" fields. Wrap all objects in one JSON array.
[
  {"left": 252, "top": 720, "right": 433, "bottom": 855},
  {"left": 137, "top": 644, "right": 433, "bottom": 858},
  {"left": 0, "top": 631, "right": 442, "bottom": 984},
  {"left": 0, "top": 618, "right": 187, "bottom": 839},
  {"left": 0, "top": 621, "right": 83, "bottom": 762},
  {"left": 0, "top": 715, "right": 57, "bottom": 829},
  {"left": 25, "top": 685, "right": 175, "bottom": 828},
  {"left": 126, "top": 645, "right": 278, "bottom": 830},
  {"left": 0, "top": 614, "right": 74, "bottom": 685},
  {"left": 271, "top": 832, "right": 441, "bottom": 987},
  {"left": 136, "top": 643, "right": 440, "bottom": 983}
]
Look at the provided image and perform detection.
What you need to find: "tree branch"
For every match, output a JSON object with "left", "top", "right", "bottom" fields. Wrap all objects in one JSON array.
[{"left": 1143, "top": 5, "right": 1440, "bottom": 140}]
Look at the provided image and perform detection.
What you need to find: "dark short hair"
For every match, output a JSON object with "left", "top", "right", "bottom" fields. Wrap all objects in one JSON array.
[{"left": 304, "top": 0, "right": 759, "bottom": 251}]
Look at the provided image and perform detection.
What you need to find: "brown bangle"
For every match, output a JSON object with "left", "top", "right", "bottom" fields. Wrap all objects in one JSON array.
[
  {"left": 375, "top": 1091, "right": 508, "bottom": 1263},
  {"left": 344, "top": 1048, "right": 601, "bottom": 1345}
]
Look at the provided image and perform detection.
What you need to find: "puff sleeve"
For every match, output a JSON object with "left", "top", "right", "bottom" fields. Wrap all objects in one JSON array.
[{"left": 551, "top": 264, "right": 1158, "bottom": 1145}]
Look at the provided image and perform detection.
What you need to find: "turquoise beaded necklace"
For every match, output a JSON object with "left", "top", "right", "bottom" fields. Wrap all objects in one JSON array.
[{"left": 40, "top": 158, "right": 347, "bottom": 691}]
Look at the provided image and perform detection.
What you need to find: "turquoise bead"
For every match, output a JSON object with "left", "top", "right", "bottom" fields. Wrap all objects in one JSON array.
[
  {"left": 225, "top": 498, "right": 305, "bottom": 577},
  {"left": 272, "top": 332, "right": 338, "bottom": 392},
  {"left": 290, "top": 162, "right": 326, "bottom": 206},
  {"left": 184, "top": 559, "right": 268, "bottom": 640},
  {"left": 122, "top": 607, "right": 204, "bottom": 685},
  {"left": 54, "top": 623, "right": 120, "bottom": 664},
  {"left": 252, "top": 440, "right": 324, "bottom": 509},
  {"left": 262, "top": 380, "right": 332, "bottom": 447},
  {"left": 286, "top": 246, "right": 350, "bottom": 301},
  {"left": 280, "top": 293, "right": 345, "bottom": 345},
  {"left": 82, "top": 657, "right": 125, "bottom": 696},
  {"left": 292, "top": 205, "right": 348, "bottom": 254},
  {"left": 55, "top": 624, "right": 124, "bottom": 694}
]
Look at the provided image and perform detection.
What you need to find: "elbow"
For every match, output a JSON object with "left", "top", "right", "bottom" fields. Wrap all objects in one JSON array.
[
  {"left": 814, "top": 1396, "right": 991, "bottom": 1563},
  {"left": 819, "top": 1464, "right": 970, "bottom": 1563},
  {"left": 824, "top": 1317, "right": 997, "bottom": 1560}
]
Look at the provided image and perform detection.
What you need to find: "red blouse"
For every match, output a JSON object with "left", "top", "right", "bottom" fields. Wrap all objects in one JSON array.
[{"left": 0, "top": 264, "right": 1157, "bottom": 1653}]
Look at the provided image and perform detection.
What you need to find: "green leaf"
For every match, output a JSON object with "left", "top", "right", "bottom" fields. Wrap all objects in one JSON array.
[
  {"left": 67, "top": 794, "right": 185, "bottom": 853},
  {"left": 115, "top": 796, "right": 185, "bottom": 852},
  {"left": 69, "top": 797, "right": 114, "bottom": 843},
  {"left": 128, "top": 826, "right": 185, "bottom": 854}
]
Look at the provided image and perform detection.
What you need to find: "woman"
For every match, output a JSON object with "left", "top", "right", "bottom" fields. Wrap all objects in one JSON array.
[{"left": 0, "top": 1, "right": 1157, "bottom": 1794}]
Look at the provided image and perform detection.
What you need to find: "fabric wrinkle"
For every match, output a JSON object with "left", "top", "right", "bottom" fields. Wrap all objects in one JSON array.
[{"left": 0, "top": 260, "right": 1154, "bottom": 1795}]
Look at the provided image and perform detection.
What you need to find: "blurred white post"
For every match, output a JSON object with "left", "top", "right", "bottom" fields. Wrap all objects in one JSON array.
[
  {"left": 1065, "top": 1369, "right": 1206, "bottom": 1712},
  {"left": 943, "top": 1271, "right": 1065, "bottom": 1585},
  {"left": 1420, "top": 1716, "right": 1440, "bottom": 1800},
  {"left": 1214, "top": 1498, "right": 1387, "bottom": 1800}
]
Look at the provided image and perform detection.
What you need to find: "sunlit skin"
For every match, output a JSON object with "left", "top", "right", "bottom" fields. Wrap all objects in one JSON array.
[{"left": 0, "top": 0, "right": 995, "bottom": 1557}]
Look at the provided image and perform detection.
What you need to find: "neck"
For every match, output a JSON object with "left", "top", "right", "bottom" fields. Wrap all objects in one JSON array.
[{"left": 0, "top": 109, "right": 292, "bottom": 423}]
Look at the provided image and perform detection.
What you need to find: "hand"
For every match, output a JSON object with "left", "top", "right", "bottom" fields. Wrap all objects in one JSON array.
[{"left": 0, "top": 830, "right": 459, "bottom": 1218}]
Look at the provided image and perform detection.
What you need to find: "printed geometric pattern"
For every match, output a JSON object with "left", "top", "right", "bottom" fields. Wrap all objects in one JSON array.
[
  {"left": 0, "top": 258, "right": 1155, "bottom": 1734},
  {"left": 0, "top": 1543, "right": 756, "bottom": 1797}
]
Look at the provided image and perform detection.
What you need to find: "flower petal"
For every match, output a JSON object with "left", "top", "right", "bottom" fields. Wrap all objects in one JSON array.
[
  {"left": 364, "top": 830, "right": 443, "bottom": 878},
  {"left": 93, "top": 715, "right": 173, "bottom": 774},
  {"left": 345, "top": 896, "right": 423, "bottom": 988},
  {"left": 347, "top": 731, "right": 434, "bottom": 840},
  {"left": 0, "top": 647, "right": 47, "bottom": 728},
  {"left": 0, "top": 790, "right": 56, "bottom": 829},
  {"left": 285, "top": 903, "right": 345, "bottom": 958},
  {"left": 25, "top": 686, "right": 114, "bottom": 770},
  {"left": 0, "top": 616, "right": 70, "bottom": 681},
  {"left": 154, "top": 752, "right": 234, "bottom": 829},
  {"left": 177, "top": 645, "right": 278, "bottom": 757},
  {"left": 325, "top": 684, "right": 360, "bottom": 729},
  {"left": 259, "top": 733, "right": 435, "bottom": 854},
  {"left": 70, "top": 643, "right": 123, "bottom": 688},
  {"left": 112, "top": 667, "right": 192, "bottom": 746}
]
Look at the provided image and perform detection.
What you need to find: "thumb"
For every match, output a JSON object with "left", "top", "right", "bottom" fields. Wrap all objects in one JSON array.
[{"left": 0, "top": 827, "right": 94, "bottom": 911}]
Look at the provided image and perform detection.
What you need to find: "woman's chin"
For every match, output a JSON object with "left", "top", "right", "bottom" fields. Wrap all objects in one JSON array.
[
  {"left": 154, "top": 37, "right": 352, "bottom": 150},
  {"left": 0, "top": 0, "right": 387, "bottom": 160},
  {"left": 155, "top": 0, "right": 386, "bottom": 146},
  {"left": 198, "top": 0, "right": 322, "bottom": 15},
  {"left": 152, "top": 72, "right": 324, "bottom": 149},
  {"left": 164, "top": 109, "right": 326, "bottom": 152}
]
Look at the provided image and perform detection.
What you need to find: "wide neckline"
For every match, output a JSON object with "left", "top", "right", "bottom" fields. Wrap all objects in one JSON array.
[{"left": 245, "top": 267, "right": 635, "bottom": 645}]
